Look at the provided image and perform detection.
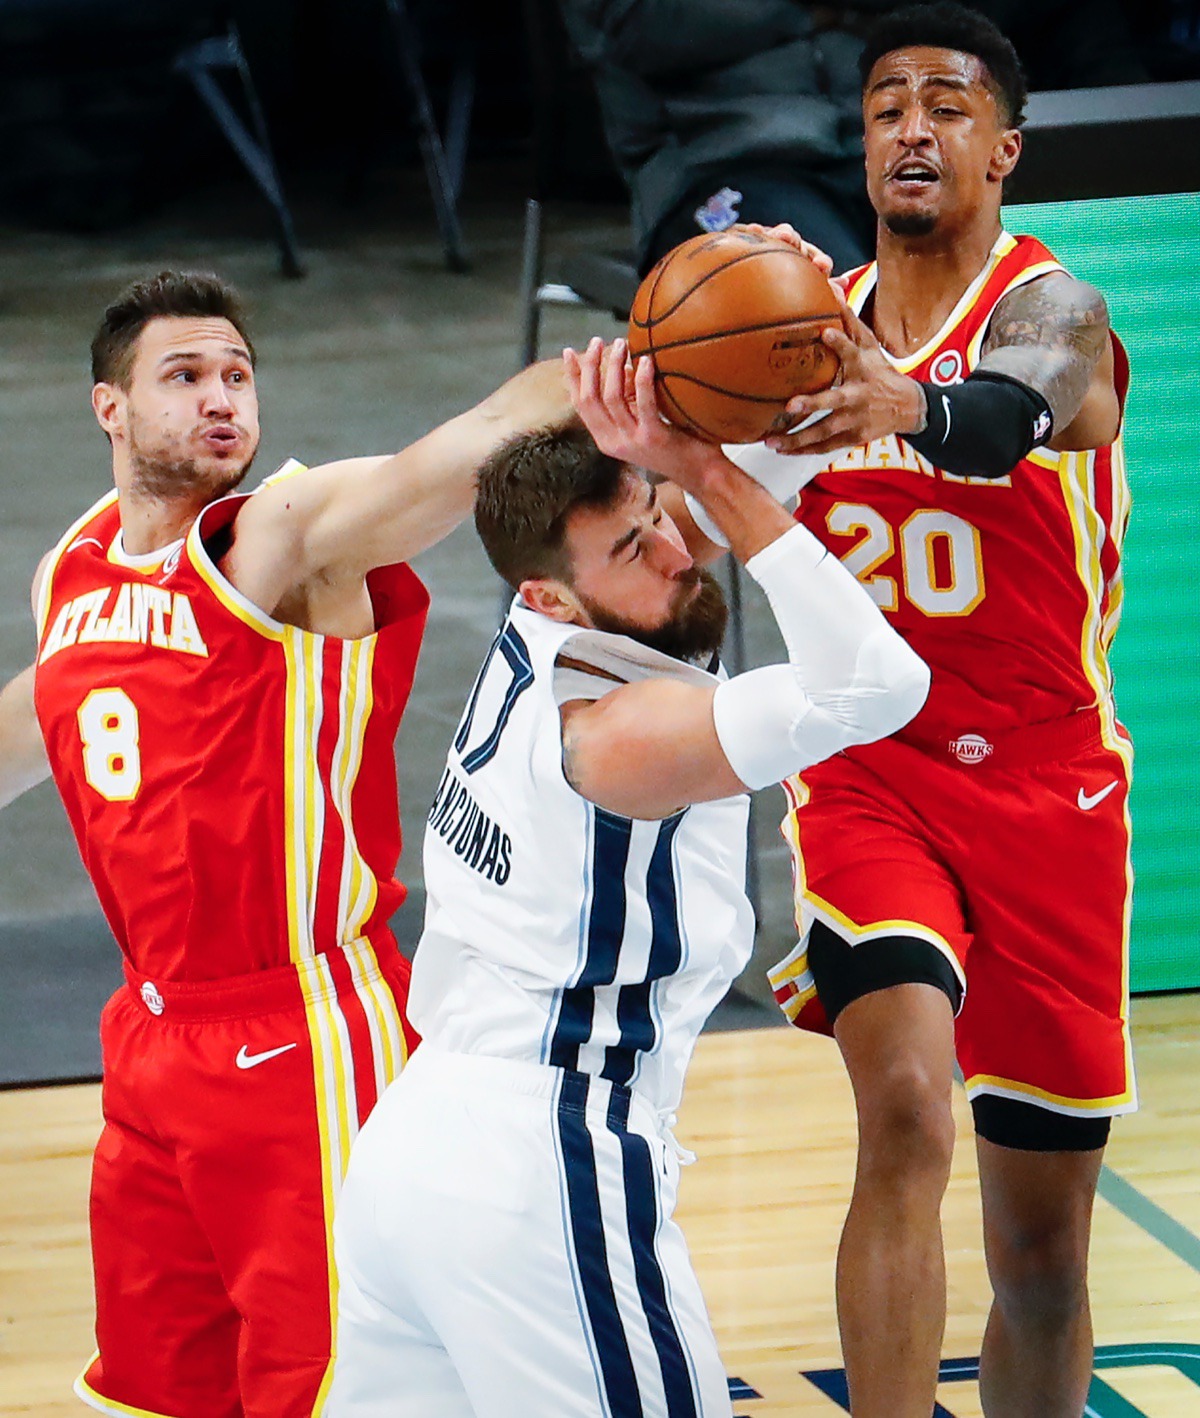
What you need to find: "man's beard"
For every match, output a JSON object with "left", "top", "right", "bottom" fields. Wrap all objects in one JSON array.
[
  {"left": 129, "top": 447, "right": 254, "bottom": 500},
  {"left": 128, "top": 414, "right": 256, "bottom": 501},
  {"left": 580, "top": 568, "right": 729, "bottom": 664},
  {"left": 883, "top": 210, "right": 938, "bottom": 237}
]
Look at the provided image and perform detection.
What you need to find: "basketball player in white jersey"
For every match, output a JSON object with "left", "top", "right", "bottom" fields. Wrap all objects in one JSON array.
[{"left": 326, "top": 341, "right": 930, "bottom": 1417}]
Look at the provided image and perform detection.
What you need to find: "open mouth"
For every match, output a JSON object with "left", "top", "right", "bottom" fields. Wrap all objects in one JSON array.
[{"left": 889, "top": 162, "right": 940, "bottom": 189}]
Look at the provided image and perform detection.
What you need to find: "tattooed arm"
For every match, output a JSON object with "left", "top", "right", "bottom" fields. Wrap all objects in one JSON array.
[{"left": 981, "top": 272, "right": 1121, "bottom": 451}]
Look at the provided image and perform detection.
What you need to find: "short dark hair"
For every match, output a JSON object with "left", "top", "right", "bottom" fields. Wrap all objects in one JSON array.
[
  {"left": 475, "top": 424, "right": 627, "bottom": 590},
  {"left": 860, "top": 2, "right": 1027, "bottom": 128},
  {"left": 90, "top": 270, "right": 255, "bottom": 387}
]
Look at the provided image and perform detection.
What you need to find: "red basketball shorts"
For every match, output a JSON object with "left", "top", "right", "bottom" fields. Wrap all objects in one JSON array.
[
  {"left": 769, "top": 707, "right": 1137, "bottom": 1120},
  {"left": 75, "top": 939, "right": 417, "bottom": 1418}
]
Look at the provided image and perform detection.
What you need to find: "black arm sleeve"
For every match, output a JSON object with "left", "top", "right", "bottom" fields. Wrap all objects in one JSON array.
[{"left": 900, "top": 369, "right": 1054, "bottom": 479}]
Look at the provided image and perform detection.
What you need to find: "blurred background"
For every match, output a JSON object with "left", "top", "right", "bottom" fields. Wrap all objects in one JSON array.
[{"left": 1, "top": 0, "right": 1198, "bottom": 1084}]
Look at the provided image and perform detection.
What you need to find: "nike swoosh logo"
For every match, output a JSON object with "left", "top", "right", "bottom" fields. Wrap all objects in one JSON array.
[
  {"left": 67, "top": 536, "right": 105, "bottom": 553},
  {"left": 235, "top": 1043, "right": 298, "bottom": 1070},
  {"left": 1077, "top": 780, "right": 1119, "bottom": 811}
]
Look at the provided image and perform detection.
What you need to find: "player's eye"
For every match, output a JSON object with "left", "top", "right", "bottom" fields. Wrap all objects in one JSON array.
[{"left": 170, "top": 369, "right": 195, "bottom": 383}]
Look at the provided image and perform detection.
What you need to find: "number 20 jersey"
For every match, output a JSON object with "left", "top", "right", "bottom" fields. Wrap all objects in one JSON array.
[
  {"left": 32, "top": 471, "right": 429, "bottom": 982},
  {"left": 799, "top": 231, "right": 1130, "bottom": 741}
]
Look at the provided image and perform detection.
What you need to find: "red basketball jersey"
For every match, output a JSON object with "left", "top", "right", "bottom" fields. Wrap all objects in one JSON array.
[
  {"left": 797, "top": 233, "right": 1131, "bottom": 748},
  {"left": 33, "top": 465, "right": 430, "bottom": 982}
]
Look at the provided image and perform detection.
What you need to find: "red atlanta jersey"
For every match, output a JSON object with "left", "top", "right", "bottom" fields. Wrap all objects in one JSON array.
[
  {"left": 33, "top": 464, "right": 429, "bottom": 982},
  {"left": 796, "top": 232, "right": 1130, "bottom": 743}
]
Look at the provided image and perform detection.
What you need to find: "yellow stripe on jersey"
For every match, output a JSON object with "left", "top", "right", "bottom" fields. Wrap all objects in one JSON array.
[
  {"left": 963, "top": 258, "right": 1064, "bottom": 369},
  {"left": 333, "top": 638, "right": 379, "bottom": 946},
  {"left": 73, "top": 1360, "right": 179, "bottom": 1418},
  {"left": 303, "top": 635, "right": 327, "bottom": 937},
  {"left": 332, "top": 639, "right": 361, "bottom": 942},
  {"left": 1110, "top": 436, "right": 1132, "bottom": 554},
  {"left": 35, "top": 490, "right": 121, "bottom": 641},
  {"left": 887, "top": 233, "right": 1018, "bottom": 375},
  {"left": 185, "top": 504, "right": 288, "bottom": 642},
  {"left": 963, "top": 1072, "right": 1137, "bottom": 1116},
  {"left": 283, "top": 630, "right": 311, "bottom": 962},
  {"left": 296, "top": 953, "right": 361, "bottom": 1380},
  {"left": 1058, "top": 447, "right": 1137, "bottom": 1111},
  {"left": 345, "top": 936, "right": 410, "bottom": 1092},
  {"left": 349, "top": 642, "right": 379, "bottom": 940}
]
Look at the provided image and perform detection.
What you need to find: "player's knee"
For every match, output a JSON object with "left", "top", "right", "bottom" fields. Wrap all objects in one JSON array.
[
  {"left": 988, "top": 1229, "right": 1090, "bottom": 1331},
  {"left": 856, "top": 1060, "right": 956, "bottom": 1184}
]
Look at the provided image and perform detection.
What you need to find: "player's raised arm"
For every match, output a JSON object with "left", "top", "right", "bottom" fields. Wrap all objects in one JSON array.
[
  {"left": 556, "top": 347, "right": 929, "bottom": 819},
  {"left": 0, "top": 666, "right": 50, "bottom": 810},
  {"left": 560, "top": 512, "right": 929, "bottom": 821},
  {"left": 565, "top": 337, "right": 834, "bottom": 565},
  {"left": 225, "top": 358, "right": 572, "bottom": 611},
  {"left": 765, "top": 272, "right": 1119, "bottom": 468}
]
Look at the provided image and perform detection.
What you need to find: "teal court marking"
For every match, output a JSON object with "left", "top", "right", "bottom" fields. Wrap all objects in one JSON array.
[
  {"left": 802, "top": 1345, "right": 1200, "bottom": 1415},
  {"left": 789, "top": 1147, "right": 1200, "bottom": 1413},
  {"left": 1097, "top": 1166, "right": 1200, "bottom": 1274}
]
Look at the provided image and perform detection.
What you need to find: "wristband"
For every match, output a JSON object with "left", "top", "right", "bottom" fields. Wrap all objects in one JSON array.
[{"left": 903, "top": 370, "right": 1053, "bottom": 478}]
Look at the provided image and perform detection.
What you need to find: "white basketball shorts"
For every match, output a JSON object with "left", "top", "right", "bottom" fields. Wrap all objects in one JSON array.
[{"left": 326, "top": 1046, "right": 732, "bottom": 1417}]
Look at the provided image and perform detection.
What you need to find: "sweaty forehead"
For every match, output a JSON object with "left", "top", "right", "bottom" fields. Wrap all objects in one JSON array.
[
  {"left": 867, "top": 45, "right": 993, "bottom": 98},
  {"left": 136, "top": 315, "right": 249, "bottom": 366}
]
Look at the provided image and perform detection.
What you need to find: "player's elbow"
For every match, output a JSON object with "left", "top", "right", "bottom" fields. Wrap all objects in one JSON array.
[{"left": 846, "top": 632, "right": 930, "bottom": 743}]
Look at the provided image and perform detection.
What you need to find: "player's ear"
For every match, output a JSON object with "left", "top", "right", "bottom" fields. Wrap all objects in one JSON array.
[
  {"left": 989, "top": 126, "right": 1022, "bottom": 183},
  {"left": 520, "top": 577, "right": 584, "bottom": 624},
  {"left": 92, "top": 382, "right": 125, "bottom": 441}
]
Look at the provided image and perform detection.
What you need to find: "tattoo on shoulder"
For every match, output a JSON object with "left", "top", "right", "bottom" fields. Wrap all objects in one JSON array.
[{"left": 981, "top": 274, "right": 1109, "bottom": 425}]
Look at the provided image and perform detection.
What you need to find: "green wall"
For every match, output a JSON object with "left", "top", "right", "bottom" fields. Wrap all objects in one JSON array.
[{"left": 1004, "top": 192, "right": 1200, "bottom": 992}]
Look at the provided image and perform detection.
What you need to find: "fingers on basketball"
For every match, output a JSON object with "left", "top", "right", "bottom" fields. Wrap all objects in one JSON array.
[{"left": 628, "top": 229, "right": 843, "bottom": 443}]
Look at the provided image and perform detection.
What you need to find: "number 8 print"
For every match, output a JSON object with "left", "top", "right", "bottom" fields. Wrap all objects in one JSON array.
[{"left": 78, "top": 688, "right": 142, "bottom": 802}]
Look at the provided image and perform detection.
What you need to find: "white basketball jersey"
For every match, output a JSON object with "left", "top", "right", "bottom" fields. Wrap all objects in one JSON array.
[{"left": 409, "top": 597, "right": 754, "bottom": 1116}]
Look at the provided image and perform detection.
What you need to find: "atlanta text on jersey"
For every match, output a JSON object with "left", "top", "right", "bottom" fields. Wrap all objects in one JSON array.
[{"left": 39, "top": 585, "right": 209, "bottom": 663}]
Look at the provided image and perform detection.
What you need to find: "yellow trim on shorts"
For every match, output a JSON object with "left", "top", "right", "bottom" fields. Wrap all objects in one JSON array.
[
  {"left": 74, "top": 1358, "right": 184, "bottom": 1418},
  {"left": 1058, "top": 447, "right": 1137, "bottom": 1112},
  {"left": 964, "top": 1073, "right": 1138, "bottom": 1117}
]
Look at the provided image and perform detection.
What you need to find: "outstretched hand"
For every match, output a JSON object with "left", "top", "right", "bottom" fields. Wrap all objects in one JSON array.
[
  {"left": 563, "top": 337, "right": 729, "bottom": 495},
  {"left": 764, "top": 286, "right": 927, "bottom": 458}
]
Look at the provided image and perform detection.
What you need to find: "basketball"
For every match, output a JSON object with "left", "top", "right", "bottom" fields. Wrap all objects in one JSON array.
[{"left": 627, "top": 227, "right": 843, "bottom": 444}]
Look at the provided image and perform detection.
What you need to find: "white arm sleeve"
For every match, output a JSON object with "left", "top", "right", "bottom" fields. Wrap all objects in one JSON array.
[
  {"left": 683, "top": 416, "right": 833, "bottom": 548},
  {"left": 711, "top": 524, "right": 930, "bottom": 790}
]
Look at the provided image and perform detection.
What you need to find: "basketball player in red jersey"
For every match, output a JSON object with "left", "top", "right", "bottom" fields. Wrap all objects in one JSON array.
[
  {"left": 572, "top": 5, "right": 1131, "bottom": 1414},
  {"left": 0, "top": 271, "right": 569, "bottom": 1418}
]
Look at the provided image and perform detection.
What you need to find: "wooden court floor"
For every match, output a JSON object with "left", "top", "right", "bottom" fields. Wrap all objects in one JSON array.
[{"left": 2, "top": 994, "right": 1197, "bottom": 1416}]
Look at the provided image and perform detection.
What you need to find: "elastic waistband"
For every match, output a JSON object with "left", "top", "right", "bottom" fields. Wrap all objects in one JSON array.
[
  {"left": 895, "top": 706, "right": 1111, "bottom": 770},
  {"left": 404, "top": 1047, "right": 666, "bottom": 1139},
  {"left": 122, "top": 941, "right": 408, "bottom": 1022}
]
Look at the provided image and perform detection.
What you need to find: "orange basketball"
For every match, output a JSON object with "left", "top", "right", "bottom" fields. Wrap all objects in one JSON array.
[{"left": 628, "top": 227, "right": 842, "bottom": 444}]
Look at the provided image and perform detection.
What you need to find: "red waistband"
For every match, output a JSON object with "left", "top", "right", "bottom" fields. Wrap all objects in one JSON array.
[
  {"left": 121, "top": 941, "right": 409, "bottom": 1022},
  {"left": 893, "top": 706, "right": 1116, "bottom": 770}
]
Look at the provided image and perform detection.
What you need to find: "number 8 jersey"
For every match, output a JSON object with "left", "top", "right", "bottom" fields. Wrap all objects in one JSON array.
[
  {"left": 32, "top": 468, "right": 429, "bottom": 982},
  {"left": 800, "top": 231, "right": 1130, "bottom": 742}
]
